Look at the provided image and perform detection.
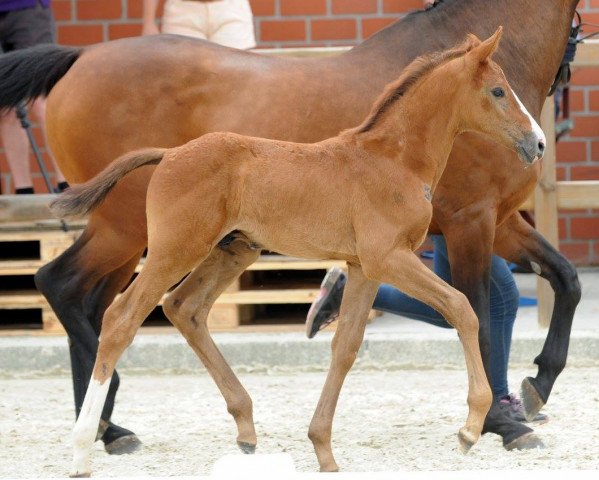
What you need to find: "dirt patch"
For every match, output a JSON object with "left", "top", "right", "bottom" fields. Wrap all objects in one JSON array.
[{"left": 1, "top": 367, "right": 598, "bottom": 477}]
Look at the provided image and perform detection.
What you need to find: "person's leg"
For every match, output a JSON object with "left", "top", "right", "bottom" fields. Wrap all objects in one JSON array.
[
  {"left": 161, "top": 0, "right": 209, "bottom": 39},
  {"left": 487, "top": 255, "right": 519, "bottom": 399},
  {"left": 29, "top": 98, "right": 68, "bottom": 189},
  {"left": 0, "top": 109, "right": 34, "bottom": 191},
  {"left": 208, "top": 0, "right": 256, "bottom": 49},
  {"left": 0, "top": 2, "right": 61, "bottom": 193}
]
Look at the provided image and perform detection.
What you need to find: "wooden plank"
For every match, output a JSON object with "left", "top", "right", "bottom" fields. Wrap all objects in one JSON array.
[
  {"left": 0, "top": 290, "right": 47, "bottom": 308},
  {"left": 520, "top": 180, "right": 599, "bottom": 210},
  {"left": 535, "top": 98, "right": 559, "bottom": 328},
  {"left": 247, "top": 256, "right": 345, "bottom": 271},
  {"left": 572, "top": 40, "right": 599, "bottom": 68},
  {"left": 0, "top": 287, "right": 320, "bottom": 308},
  {"left": 216, "top": 288, "right": 319, "bottom": 304},
  {"left": 134, "top": 255, "right": 345, "bottom": 273},
  {"left": 254, "top": 46, "right": 350, "bottom": 57},
  {"left": 42, "top": 307, "right": 65, "bottom": 334},
  {"left": 0, "top": 194, "right": 56, "bottom": 223},
  {"left": 0, "top": 260, "right": 45, "bottom": 275},
  {"left": 556, "top": 181, "right": 599, "bottom": 208},
  {"left": 0, "top": 221, "right": 84, "bottom": 238}
]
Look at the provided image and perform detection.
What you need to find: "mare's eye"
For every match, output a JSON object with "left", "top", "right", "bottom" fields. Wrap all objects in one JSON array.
[{"left": 492, "top": 87, "right": 505, "bottom": 98}]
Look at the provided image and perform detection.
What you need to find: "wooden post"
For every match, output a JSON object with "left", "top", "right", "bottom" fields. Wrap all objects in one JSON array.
[{"left": 535, "top": 98, "right": 559, "bottom": 328}]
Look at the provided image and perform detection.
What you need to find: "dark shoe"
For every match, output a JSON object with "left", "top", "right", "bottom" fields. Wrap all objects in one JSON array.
[
  {"left": 306, "top": 267, "right": 346, "bottom": 339},
  {"left": 499, "top": 393, "right": 549, "bottom": 425},
  {"left": 57, "top": 181, "right": 70, "bottom": 192}
]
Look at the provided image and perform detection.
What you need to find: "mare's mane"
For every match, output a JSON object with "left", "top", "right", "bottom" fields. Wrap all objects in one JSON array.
[{"left": 351, "top": 36, "right": 478, "bottom": 134}]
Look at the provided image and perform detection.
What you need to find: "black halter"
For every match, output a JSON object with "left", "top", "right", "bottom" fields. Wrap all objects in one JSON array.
[{"left": 548, "top": 11, "right": 582, "bottom": 96}]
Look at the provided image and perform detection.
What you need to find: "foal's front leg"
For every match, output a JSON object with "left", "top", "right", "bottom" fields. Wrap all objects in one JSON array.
[
  {"left": 362, "top": 249, "right": 492, "bottom": 453},
  {"left": 162, "top": 238, "right": 260, "bottom": 453},
  {"left": 308, "top": 263, "right": 379, "bottom": 472}
]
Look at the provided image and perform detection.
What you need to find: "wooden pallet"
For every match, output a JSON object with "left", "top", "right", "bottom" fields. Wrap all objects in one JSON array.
[{"left": 0, "top": 217, "right": 346, "bottom": 334}]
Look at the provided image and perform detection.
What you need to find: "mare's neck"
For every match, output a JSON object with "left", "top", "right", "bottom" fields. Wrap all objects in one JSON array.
[
  {"left": 352, "top": 65, "right": 463, "bottom": 191},
  {"left": 351, "top": 0, "right": 578, "bottom": 115}
]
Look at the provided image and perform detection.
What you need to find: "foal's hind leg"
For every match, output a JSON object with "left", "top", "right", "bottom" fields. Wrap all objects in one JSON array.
[
  {"left": 308, "top": 263, "right": 379, "bottom": 472},
  {"left": 70, "top": 243, "right": 208, "bottom": 477},
  {"left": 163, "top": 236, "right": 260, "bottom": 453},
  {"left": 362, "top": 249, "right": 492, "bottom": 453}
]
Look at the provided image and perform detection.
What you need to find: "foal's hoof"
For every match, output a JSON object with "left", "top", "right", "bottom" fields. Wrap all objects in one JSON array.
[
  {"left": 104, "top": 434, "right": 142, "bottom": 455},
  {"left": 69, "top": 472, "right": 91, "bottom": 478},
  {"left": 237, "top": 441, "right": 256, "bottom": 454},
  {"left": 457, "top": 428, "right": 477, "bottom": 454},
  {"left": 521, "top": 377, "right": 546, "bottom": 422},
  {"left": 504, "top": 432, "right": 545, "bottom": 451}
]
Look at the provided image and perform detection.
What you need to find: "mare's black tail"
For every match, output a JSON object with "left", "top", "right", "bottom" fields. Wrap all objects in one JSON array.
[{"left": 0, "top": 44, "right": 82, "bottom": 111}]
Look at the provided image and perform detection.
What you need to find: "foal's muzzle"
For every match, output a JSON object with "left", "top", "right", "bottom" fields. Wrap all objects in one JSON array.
[{"left": 516, "top": 132, "right": 546, "bottom": 165}]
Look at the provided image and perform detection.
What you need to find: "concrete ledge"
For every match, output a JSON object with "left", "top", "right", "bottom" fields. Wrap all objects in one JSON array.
[{"left": 1, "top": 330, "right": 598, "bottom": 376}]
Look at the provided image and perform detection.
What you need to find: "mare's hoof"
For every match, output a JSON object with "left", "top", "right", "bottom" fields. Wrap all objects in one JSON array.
[
  {"left": 104, "top": 434, "right": 142, "bottom": 455},
  {"left": 457, "top": 428, "right": 477, "bottom": 454},
  {"left": 69, "top": 473, "right": 91, "bottom": 478},
  {"left": 237, "top": 441, "right": 256, "bottom": 454},
  {"left": 521, "top": 377, "right": 546, "bottom": 422},
  {"left": 504, "top": 432, "right": 545, "bottom": 451}
]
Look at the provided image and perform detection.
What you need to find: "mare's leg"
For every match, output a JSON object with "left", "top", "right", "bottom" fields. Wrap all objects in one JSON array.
[
  {"left": 82, "top": 254, "right": 145, "bottom": 453},
  {"left": 70, "top": 241, "right": 208, "bottom": 477},
  {"left": 494, "top": 212, "right": 580, "bottom": 420},
  {"left": 34, "top": 216, "right": 145, "bottom": 450},
  {"left": 442, "top": 219, "right": 542, "bottom": 449},
  {"left": 363, "top": 250, "right": 492, "bottom": 453},
  {"left": 162, "top": 235, "right": 260, "bottom": 452},
  {"left": 308, "top": 263, "right": 379, "bottom": 472}
]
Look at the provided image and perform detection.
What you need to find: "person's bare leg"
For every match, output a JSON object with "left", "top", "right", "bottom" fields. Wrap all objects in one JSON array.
[
  {"left": 0, "top": 109, "right": 33, "bottom": 190},
  {"left": 30, "top": 98, "right": 67, "bottom": 185}
]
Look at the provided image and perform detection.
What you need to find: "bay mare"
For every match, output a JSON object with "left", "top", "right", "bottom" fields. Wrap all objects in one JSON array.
[
  {"left": 0, "top": 0, "right": 581, "bottom": 451},
  {"left": 53, "top": 30, "right": 545, "bottom": 476}
]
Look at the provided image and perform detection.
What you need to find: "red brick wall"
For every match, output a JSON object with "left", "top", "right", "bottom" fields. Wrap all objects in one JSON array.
[{"left": 1, "top": 0, "right": 598, "bottom": 264}]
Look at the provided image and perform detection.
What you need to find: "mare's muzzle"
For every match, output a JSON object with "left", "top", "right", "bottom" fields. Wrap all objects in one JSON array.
[{"left": 516, "top": 131, "right": 545, "bottom": 165}]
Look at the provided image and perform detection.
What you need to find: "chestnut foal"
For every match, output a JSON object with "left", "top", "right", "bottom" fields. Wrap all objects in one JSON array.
[{"left": 54, "top": 29, "right": 544, "bottom": 476}]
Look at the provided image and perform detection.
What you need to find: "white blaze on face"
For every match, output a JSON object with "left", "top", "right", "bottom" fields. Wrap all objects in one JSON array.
[{"left": 511, "top": 87, "right": 546, "bottom": 146}]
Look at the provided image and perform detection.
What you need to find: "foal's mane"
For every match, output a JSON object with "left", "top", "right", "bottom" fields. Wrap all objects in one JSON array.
[{"left": 351, "top": 36, "right": 478, "bottom": 135}]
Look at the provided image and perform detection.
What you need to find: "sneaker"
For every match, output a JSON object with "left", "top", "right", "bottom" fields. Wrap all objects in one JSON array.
[
  {"left": 306, "top": 267, "right": 346, "bottom": 339},
  {"left": 499, "top": 393, "right": 549, "bottom": 424}
]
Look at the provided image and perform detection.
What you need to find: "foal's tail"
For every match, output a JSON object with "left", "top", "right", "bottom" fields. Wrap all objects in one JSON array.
[
  {"left": 50, "top": 148, "right": 167, "bottom": 218},
  {"left": 0, "top": 44, "right": 82, "bottom": 111}
]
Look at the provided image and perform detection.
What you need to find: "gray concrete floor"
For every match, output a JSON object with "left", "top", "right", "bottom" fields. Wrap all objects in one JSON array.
[{"left": 0, "top": 268, "right": 598, "bottom": 375}]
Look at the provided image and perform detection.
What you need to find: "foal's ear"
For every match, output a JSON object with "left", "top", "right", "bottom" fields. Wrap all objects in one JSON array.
[
  {"left": 466, "top": 26, "right": 503, "bottom": 65},
  {"left": 463, "top": 33, "right": 482, "bottom": 51}
]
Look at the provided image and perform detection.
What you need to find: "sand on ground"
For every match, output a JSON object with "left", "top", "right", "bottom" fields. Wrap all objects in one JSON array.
[{"left": 1, "top": 367, "right": 598, "bottom": 477}]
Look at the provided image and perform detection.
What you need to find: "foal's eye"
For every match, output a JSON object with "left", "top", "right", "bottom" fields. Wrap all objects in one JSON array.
[{"left": 492, "top": 87, "right": 505, "bottom": 98}]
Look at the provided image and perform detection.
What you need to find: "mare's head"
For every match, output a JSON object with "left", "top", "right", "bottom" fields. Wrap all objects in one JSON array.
[{"left": 447, "top": 27, "right": 546, "bottom": 165}]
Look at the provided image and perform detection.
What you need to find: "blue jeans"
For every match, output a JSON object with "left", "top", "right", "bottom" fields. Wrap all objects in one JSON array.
[{"left": 373, "top": 235, "right": 518, "bottom": 399}]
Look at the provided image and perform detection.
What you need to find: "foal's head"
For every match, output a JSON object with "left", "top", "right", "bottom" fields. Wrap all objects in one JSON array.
[{"left": 447, "top": 27, "right": 546, "bottom": 165}]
